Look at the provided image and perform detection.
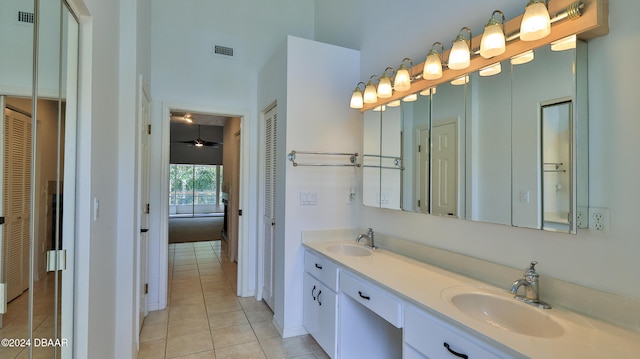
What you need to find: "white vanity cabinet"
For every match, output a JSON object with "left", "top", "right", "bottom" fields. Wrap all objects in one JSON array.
[
  {"left": 303, "top": 250, "right": 339, "bottom": 357},
  {"left": 403, "top": 304, "right": 508, "bottom": 359}
]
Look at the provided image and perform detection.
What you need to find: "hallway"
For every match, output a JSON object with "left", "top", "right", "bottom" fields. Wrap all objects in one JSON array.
[{"left": 138, "top": 241, "right": 328, "bottom": 358}]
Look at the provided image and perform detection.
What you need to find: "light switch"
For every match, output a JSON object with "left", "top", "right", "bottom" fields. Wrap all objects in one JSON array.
[{"left": 519, "top": 190, "right": 530, "bottom": 203}]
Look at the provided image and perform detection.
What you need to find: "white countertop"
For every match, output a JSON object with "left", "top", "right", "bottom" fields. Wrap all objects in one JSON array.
[{"left": 303, "top": 239, "right": 640, "bottom": 358}]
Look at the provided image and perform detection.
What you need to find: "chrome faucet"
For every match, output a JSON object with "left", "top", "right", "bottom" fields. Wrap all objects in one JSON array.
[
  {"left": 511, "top": 261, "right": 551, "bottom": 309},
  {"left": 356, "top": 228, "right": 376, "bottom": 249}
]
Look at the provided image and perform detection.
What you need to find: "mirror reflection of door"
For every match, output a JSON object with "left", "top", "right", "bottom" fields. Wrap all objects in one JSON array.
[
  {"left": 541, "top": 101, "right": 572, "bottom": 232},
  {"left": 0, "top": 1, "right": 79, "bottom": 358},
  {"left": 431, "top": 119, "right": 458, "bottom": 217}
]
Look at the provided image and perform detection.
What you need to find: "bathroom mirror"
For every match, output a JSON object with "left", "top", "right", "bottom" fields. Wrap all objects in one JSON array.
[
  {"left": 362, "top": 104, "right": 402, "bottom": 210},
  {"left": 362, "top": 41, "right": 588, "bottom": 234}
]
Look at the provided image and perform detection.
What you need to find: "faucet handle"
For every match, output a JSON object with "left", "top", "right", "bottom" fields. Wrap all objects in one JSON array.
[{"left": 524, "top": 261, "right": 539, "bottom": 279}]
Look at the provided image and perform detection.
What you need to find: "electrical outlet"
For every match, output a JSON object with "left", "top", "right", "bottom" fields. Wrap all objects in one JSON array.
[
  {"left": 576, "top": 206, "right": 588, "bottom": 229},
  {"left": 589, "top": 207, "right": 610, "bottom": 236}
]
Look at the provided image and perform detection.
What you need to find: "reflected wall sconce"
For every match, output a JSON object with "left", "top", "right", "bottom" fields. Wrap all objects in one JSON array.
[
  {"left": 387, "top": 100, "right": 401, "bottom": 107},
  {"left": 350, "top": 82, "right": 366, "bottom": 109},
  {"left": 551, "top": 34, "right": 577, "bottom": 51},
  {"left": 394, "top": 58, "right": 413, "bottom": 92},
  {"left": 378, "top": 67, "right": 395, "bottom": 98},
  {"left": 423, "top": 42, "right": 445, "bottom": 80},
  {"left": 363, "top": 76, "right": 380, "bottom": 104},
  {"left": 402, "top": 93, "right": 418, "bottom": 102},
  {"left": 420, "top": 87, "right": 437, "bottom": 96},
  {"left": 520, "top": 0, "right": 551, "bottom": 41},
  {"left": 480, "top": 10, "right": 506, "bottom": 58},
  {"left": 373, "top": 105, "right": 386, "bottom": 112},
  {"left": 184, "top": 114, "right": 193, "bottom": 123},
  {"left": 479, "top": 63, "right": 502, "bottom": 76},
  {"left": 511, "top": 50, "right": 535, "bottom": 65},
  {"left": 448, "top": 27, "right": 472, "bottom": 70},
  {"left": 450, "top": 75, "right": 470, "bottom": 86}
]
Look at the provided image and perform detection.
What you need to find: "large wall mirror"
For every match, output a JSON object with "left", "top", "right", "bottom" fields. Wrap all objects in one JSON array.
[
  {"left": 363, "top": 41, "right": 588, "bottom": 234},
  {"left": 1, "top": 0, "right": 79, "bottom": 356}
]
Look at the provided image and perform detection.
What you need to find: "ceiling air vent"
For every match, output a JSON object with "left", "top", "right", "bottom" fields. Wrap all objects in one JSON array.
[
  {"left": 17, "top": 11, "right": 35, "bottom": 24},
  {"left": 214, "top": 45, "right": 234, "bottom": 57}
]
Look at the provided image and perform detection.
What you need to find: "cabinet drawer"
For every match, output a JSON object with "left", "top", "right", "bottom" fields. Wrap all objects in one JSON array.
[
  {"left": 340, "top": 270, "right": 403, "bottom": 328},
  {"left": 404, "top": 305, "right": 503, "bottom": 359},
  {"left": 304, "top": 250, "right": 339, "bottom": 291}
]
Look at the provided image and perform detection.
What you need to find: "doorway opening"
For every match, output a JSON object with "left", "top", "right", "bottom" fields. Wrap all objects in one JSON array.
[{"left": 161, "top": 107, "right": 243, "bottom": 299}]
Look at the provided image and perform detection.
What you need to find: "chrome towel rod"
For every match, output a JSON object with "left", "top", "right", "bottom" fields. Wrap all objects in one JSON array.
[{"left": 287, "top": 150, "right": 360, "bottom": 167}]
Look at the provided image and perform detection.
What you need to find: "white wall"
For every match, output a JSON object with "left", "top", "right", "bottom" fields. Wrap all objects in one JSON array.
[
  {"left": 268, "top": 36, "right": 360, "bottom": 336},
  {"left": 316, "top": 0, "right": 640, "bottom": 299}
]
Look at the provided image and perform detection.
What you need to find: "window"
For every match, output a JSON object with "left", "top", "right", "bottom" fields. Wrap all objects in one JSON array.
[{"left": 169, "top": 164, "right": 223, "bottom": 217}]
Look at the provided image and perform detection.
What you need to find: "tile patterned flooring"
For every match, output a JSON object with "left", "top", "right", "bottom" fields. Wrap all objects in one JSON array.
[{"left": 139, "top": 240, "right": 330, "bottom": 359}]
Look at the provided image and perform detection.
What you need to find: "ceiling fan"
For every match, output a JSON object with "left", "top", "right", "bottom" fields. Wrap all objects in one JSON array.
[{"left": 172, "top": 125, "right": 222, "bottom": 148}]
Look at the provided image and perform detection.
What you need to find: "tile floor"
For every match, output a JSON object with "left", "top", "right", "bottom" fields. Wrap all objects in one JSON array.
[
  {"left": 139, "top": 240, "right": 330, "bottom": 359},
  {"left": 0, "top": 272, "right": 62, "bottom": 359}
]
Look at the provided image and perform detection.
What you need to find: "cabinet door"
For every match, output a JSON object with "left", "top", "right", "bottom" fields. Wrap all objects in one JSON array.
[{"left": 303, "top": 272, "right": 337, "bottom": 357}]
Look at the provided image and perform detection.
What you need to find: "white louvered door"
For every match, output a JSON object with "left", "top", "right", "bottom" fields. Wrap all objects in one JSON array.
[
  {"left": 262, "top": 106, "right": 277, "bottom": 310},
  {"left": 3, "top": 108, "right": 32, "bottom": 302}
]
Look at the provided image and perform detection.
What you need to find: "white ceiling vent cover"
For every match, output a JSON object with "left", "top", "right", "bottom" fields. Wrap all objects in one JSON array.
[
  {"left": 17, "top": 11, "right": 35, "bottom": 25},
  {"left": 213, "top": 45, "right": 234, "bottom": 58}
]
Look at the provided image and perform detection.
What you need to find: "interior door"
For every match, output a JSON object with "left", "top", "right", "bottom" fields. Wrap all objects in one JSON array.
[
  {"left": 2, "top": 107, "right": 32, "bottom": 303},
  {"left": 432, "top": 120, "right": 458, "bottom": 217},
  {"left": 137, "top": 77, "right": 151, "bottom": 332},
  {"left": 418, "top": 127, "right": 430, "bottom": 214},
  {"left": 262, "top": 106, "right": 277, "bottom": 310}
]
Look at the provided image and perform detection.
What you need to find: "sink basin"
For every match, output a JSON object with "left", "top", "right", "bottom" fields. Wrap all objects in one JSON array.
[
  {"left": 326, "top": 244, "right": 372, "bottom": 257},
  {"left": 445, "top": 290, "right": 564, "bottom": 338}
]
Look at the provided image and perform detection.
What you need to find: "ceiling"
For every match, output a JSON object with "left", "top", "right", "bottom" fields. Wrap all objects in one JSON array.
[{"left": 170, "top": 111, "right": 231, "bottom": 127}]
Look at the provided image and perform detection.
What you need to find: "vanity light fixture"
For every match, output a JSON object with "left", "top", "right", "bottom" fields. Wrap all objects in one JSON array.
[
  {"left": 551, "top": 34, "right": 577, "bottom": 51},
  {"left": 363, "top": 76, "right": 379, "bottom": 104},
  {"left": 511, "top": 50, "right": 535, "bottom": 65},
  {"left": 373, "top": 105, "right": 386, "bottom": 112},
  {"left": 184, "top": 113, "right": 193, "bottom": 123},
  {"left": 450, "top": 75, "right": 469, "bottom": 86},
  {"left": 448, "top": 27, "right": 473, "bottom": 70},
  {"left": 349, "top": 82, "right": 366, "bottom": 109},
  {"left": 377, "top": 67, "right": 395, "bottom": 98},
  {"left": 402, "top": 93, "right": 418, "bottom": 102},
  {"left": 480, "top": 10, "right": 506, "bottom": 59},
  {"left": 423, "top": 42, "right": 445, "bottom": 80},
  {"left": 520, "top": 0, "right": 551, "bottom": 41},
  {"left": 394, "top": 58, "right": 413, "bottom": 92},
  {"left": 387, "top": 100, "right": 401, "bottom": 107},
  {"left": 479, "top": 62, "right": 502, "bottom": 76}
]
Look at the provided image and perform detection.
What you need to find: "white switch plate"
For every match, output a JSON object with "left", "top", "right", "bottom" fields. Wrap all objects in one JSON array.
[{"left": 519, "top": 190, "right": 530, "bottom": 203}]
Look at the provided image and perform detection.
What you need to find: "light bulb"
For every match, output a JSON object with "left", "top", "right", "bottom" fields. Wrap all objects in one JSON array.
[
  {"left": 480, "top": 21, "right": 505, "bottom": 58},
  {"left": 394, "top": 67, "right": 411, "bottom": 92},
  {"left": 377, "top": 75, "right": 393, "bottom": 98},
  {"left": 448, "top": 36, "right": 471, "bottom": 70},
  {"left": 350, "top": 88, "right": 364, "bottom": 109},
  {"left": 520, "top": 0, "right": 551, "bottom": 41},
  {"left": 363, "top": 81, "right": 378, "bottom": 104},
  {"left": 423, "top": 52, "right": 443, "bottom": 80}
]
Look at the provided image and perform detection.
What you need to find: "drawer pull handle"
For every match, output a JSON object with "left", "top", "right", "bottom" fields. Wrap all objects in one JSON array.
[
  {"left": 315, "top": 263, "right": 323, "bottom": 270},
  {"left": 443, "top": 343, "right": 468, "bottom": 359},
  {"left": 317, "top": 290, "right": 322, "bottom": 306},
  {"left": 311, "top": 285, "right": 317, "bottom": 300},
  {"left": 358, "top": 291, "right": 370, "bottom": 300}
]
